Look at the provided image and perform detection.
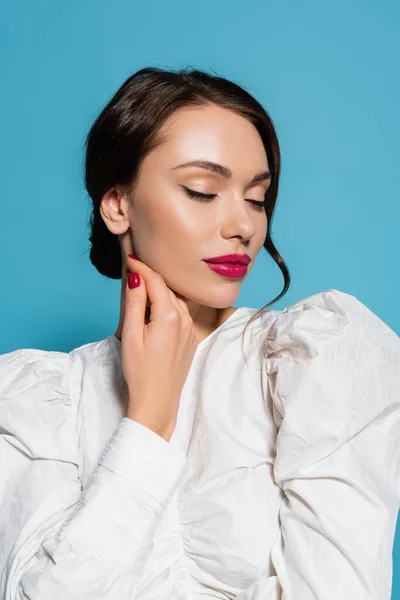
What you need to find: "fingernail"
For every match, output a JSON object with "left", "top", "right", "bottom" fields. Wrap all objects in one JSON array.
[
  {"left": 128, "top": 253, "right": 137, "bottom": 260},
  {"left": 128, "top": 271, "right": 141, "bottom": 289}
]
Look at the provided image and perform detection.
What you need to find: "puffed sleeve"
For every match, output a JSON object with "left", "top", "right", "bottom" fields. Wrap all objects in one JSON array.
[
  {"left": 251, "top": 288, "right": 400, "bottom": 600},
  {"left": 232, "top": 289, "right": 400, "bottom": 600},
  {"left": 0, "top": 348, "right": 188, "bottom": 599}
]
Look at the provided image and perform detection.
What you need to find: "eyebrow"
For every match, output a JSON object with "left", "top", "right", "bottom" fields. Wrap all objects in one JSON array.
[{"left": 171, "top": 160, "right": 271, "bottom": 188}]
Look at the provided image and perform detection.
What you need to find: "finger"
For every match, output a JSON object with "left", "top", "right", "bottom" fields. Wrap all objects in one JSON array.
[
  {"left": 166, "top": 288, "right": 191, "bottom": 316},
  {"left": 126, "top": 256, "right": 178, "bottom": 323},
  {"left": 124, "top": 267, "right": 147, "bottom": 346},
  {"left": 128, "top": 259, "right": 189, "bottom": 316},
  {"left": 128, "top": 257, "right": 190, "bottom": 317}
]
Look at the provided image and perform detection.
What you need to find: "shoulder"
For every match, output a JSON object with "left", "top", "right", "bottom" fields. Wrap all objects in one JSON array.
[
  {"left": 264, "top": 288, "right": 399, "bottom": 360},
  {"left": 263, "top": 290, "right": 400, "bottom": 500},
  {"left": 0, "top": 347, "right": 70, "bottom": 397},
  {"left": 263, "top": 288, "right": 400, "bottom": 442},
  {"left": 0, "top": 347, "right": 74, "bottom": 462},
  {"left": 0, "top": 336, "right": 118, "bottom": 462},
  {"left": 0, "top": 335, "right": 117, "bottom": 396}
]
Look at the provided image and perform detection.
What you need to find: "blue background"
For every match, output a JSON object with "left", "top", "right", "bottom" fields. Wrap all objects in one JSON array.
[{"left": 1, "top": 0, "right": 399, "bottom": 594}]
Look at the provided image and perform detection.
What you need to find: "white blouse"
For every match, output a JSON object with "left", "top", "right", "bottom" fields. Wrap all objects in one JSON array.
[{"left": 0, "top": 288, "right": 399, "bottom": 600}]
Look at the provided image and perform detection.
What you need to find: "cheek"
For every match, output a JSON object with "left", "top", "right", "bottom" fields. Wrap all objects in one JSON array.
[
  {"left": 139, "top": 201, "right": 204, "bottom": 247},
  {"left": 158, "top": 202, "right": 210, "bottom": 238},
  {"left": 256, "top": 217, "right": 268, "bottom": 247}
]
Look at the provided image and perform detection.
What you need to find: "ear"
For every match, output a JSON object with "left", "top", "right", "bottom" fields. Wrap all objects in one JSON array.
[{"left": 99, "top": 186, "right": 130, "bottom": 235}]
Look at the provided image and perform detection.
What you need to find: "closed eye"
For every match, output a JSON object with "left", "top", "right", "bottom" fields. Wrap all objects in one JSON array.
[{"left": 180, "top": 185, "right": 267, "bottom": 211}]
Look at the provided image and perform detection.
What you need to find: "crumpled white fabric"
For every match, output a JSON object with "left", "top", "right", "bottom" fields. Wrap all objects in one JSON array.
[{"left": 0, "top": 288, "right": 398, "bottom": 599}]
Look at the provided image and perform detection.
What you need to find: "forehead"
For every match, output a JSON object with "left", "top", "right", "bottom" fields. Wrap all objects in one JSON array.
[{"left": 152, "top": 104, "right": 269, "bottom": 169}]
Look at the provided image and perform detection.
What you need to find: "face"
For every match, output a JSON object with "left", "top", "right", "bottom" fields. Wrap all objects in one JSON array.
[{"left": 104, "top": 104, "right": 270, "bottom": 316}]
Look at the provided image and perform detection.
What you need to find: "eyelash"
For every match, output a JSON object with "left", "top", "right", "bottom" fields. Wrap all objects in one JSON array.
[{"left": 181, "top": 186, "right": 267, "bottom": 211}]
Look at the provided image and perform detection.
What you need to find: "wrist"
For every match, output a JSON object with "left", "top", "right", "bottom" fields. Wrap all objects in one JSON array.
[{"left": 126, "top": 411, "right": 176, "bottom": 442}]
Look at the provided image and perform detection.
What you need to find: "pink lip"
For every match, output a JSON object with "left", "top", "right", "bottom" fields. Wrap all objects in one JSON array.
[
  {"left": 203, "top": 253, "right": 251, "bottom": 266},
  {"left": 203, "top": 261, "right": 248, "bottom": 279}
]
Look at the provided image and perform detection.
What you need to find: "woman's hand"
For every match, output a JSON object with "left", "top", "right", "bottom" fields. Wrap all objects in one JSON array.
[{"left": 121, "top": 254, "right": 199, "bottom": 442}]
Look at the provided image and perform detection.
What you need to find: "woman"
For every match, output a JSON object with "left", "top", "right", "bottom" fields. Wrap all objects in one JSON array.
[{"left": 0, "top": 66, "right": 399, "bottom": 599}]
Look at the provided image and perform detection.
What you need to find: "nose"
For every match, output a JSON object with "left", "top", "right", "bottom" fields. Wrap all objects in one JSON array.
[{"left": 220, "top": 195, "right": 258, "bottom": 241}]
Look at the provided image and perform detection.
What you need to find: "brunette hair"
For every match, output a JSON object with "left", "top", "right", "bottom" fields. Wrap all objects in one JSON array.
[{"left": 84, "top": 66, "right": 291, "bottom": 347}]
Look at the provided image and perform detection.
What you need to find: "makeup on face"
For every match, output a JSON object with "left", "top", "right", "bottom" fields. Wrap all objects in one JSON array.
[{"left": 203, "top": 261, "right": 248, "bottom": 279}]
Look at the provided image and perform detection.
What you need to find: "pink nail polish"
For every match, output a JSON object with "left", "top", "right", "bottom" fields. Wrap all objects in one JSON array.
[
  {"left": 128, "top": 271, "right": 141, "bottom": 289},
  {"left": 128, "top": 253, "right": 137, "bottom": 260}
]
